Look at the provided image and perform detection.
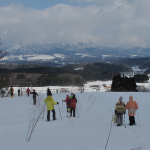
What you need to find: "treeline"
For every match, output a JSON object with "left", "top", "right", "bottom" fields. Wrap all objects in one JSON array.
[
  {"left": 0, "top": 62, "right": 132, "bottom": 87},
  {"left": 36, "top": 74, "right": 84, "bottom": 86},
  {"left": 0, "top": 74, "right": 9, "bottom": 88},
  {"left": 114, "top": 57, "right": 150, "bottom": 69},
  {"left": 111, "top": 74, "right": 149, "bottom": 92}
]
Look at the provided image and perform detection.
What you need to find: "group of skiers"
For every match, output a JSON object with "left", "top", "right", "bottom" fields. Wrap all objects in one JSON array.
[
  {"left": 26, "top": 87, "right": 39, "bottom": 105},
  {"left": 62, "top": 93, "right": 77, "bottom": 117},
  {"left": 115, "top": 95, "right": 138, "bottom": 126},
  {"left": 43, "top": 89, "right": 77, "bottom": 121},
  {"left": 1, "top": 87, "right": 14, "bottom": 97},
  {"left": 1, "top": 86, "right": 139, "bottom": 126}
]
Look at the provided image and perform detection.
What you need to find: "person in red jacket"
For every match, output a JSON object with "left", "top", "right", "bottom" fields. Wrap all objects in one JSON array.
[
  {"left": 126, "top": 95, "right": 138, "bottom": 126},
  {"left": 26, "top": 87, "right": 30, "bottom": 97},
  {"left": 62, "top": 95, "right": 70, "bottom": 112},
  {"left": 68, "top": 94, "right": 77, "bottom": 117}
]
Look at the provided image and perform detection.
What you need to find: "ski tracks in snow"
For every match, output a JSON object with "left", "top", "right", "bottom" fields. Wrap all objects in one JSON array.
[{"left": 117, "top": 124, "right": 150, "bottom": 150}]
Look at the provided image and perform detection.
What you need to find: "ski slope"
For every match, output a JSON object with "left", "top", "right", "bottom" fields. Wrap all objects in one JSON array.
[{"left": 0, "top": 90, "right": 150, "bottom": 150}]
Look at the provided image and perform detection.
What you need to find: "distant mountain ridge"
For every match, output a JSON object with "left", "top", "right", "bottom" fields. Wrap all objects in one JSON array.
[{"left": 1, "top": 41, "right": 150, "bottom": 66}]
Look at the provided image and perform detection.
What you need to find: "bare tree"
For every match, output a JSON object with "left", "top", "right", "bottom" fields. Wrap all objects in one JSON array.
[{"left": 0, "top": 38, "right": 7, "bottom": 60}]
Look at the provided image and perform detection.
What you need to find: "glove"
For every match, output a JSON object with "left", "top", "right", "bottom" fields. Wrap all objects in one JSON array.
[
  {"left": 62, "top": 100, "right": 65, "bottom": 102},
  {"left": 115, "top": 110, "right": 117, "bottom": 115},
  {"left": 57, "top": 102, "right": 59, "bottom": 104}
]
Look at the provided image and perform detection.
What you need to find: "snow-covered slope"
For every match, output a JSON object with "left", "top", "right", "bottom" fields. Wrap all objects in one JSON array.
[{"left": 1, "top": 85, "right": 150, "bottom": 150}]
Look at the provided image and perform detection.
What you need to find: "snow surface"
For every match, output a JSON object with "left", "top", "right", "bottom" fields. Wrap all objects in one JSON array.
[
  {"left": 1, "top": 81, "right": 150, "bottom": 150},
  {"left": 75, "top": 53, "right": 96, "bottom": 58}
]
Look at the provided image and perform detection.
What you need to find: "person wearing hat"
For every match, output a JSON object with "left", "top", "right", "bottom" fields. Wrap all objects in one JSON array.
[
  {"left": 115, "top": 96, "right": 126, "bottom": 126},
  {"left": 62, "top": 95, "right": 70, "bottom": 112},
  {"left": 30, "top": 89, "right": 39, "bottom": 105},
  {"left": 126, "top": 95, "right": 138, "bottom": 126},
  {"left": 68, "top": 94, "right": 77, "bottom": 117},
  {"left": 44, "top": 92, "right": 59, "bottom": 121}
]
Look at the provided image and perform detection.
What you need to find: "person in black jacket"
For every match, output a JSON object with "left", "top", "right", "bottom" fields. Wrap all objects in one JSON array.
[
  {"left": 18, "top": 89, "right": 20, "bottom": 96},
  {"left": 30, "top": 89, "right": 39, "bottom": 105},
  {"left": 47, "top": 87, "right": 52, "bottom": 97}
]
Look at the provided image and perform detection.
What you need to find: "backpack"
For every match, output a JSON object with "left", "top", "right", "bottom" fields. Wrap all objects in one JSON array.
[
  {"left": 69, "top": 99, "right": 76, "bottom": 108},
  {"left": 1, "top": 90, "right": 5, "bottom": 94}
]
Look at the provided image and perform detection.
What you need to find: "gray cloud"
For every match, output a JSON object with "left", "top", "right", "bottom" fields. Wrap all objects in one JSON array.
[{"left": 0, "top": 1, "right": 150, "bottom": 48}]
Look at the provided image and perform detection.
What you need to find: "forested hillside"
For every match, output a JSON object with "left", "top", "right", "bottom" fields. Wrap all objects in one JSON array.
[
  {"left": 115, "top": 57, "right": 150, "bottom": 68},
  {"left": 0, "top": 62, "right": 132, "bottom": 87}
]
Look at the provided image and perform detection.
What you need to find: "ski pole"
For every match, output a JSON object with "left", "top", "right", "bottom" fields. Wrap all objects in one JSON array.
[
  {"left": 67, "top": 107, "right": 69, "bottom": 117},
  {"left": 104, "top": 114, "right": 113, "bottom": 150},
  {"left": 137, "top": 111, "right": 140, "bottom": 124},
  {"left": 62, "top": 100, "right": 63, "bottom": 112},
  {"left": 58, "top": 104, "right": 62, "bottom": 121},
  {"left": 124, "top": 114, "right": 126, "bottom": 128},
  {"left": 42, "top": 103, "right": 46, "bottom": 119},
  {"left": 76, "top": 107, "right": 79, "bottom": 117}
]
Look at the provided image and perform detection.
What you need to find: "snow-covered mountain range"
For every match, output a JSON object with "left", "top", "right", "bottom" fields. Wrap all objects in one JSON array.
[{"left": 1, "top": 41, "right": 150, "bottom": 65}]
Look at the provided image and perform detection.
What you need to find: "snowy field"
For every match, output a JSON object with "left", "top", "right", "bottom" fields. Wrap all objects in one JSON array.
[{"left": 1, "top": 83, "right": 150, "bottom": 150}]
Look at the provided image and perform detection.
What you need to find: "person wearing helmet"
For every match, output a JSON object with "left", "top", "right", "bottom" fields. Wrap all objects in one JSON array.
[
  {"left": 30, "top": 89, "right": 39, "bottom": 105},
  {"left": 62, "top": 95, "right": 70, "bottom": 112}
]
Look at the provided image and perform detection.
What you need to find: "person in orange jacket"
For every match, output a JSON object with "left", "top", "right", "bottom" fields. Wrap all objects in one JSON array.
[
  {"left": 126, "top": 95, "right": 138, "bottom": 126},
  {"left": 9, "top": 87, "right": 14, "bottom": 98}
]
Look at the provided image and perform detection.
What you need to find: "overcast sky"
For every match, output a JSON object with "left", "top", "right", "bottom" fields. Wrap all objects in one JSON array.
[{"left": 0, "top": 0, "right": 150, "bottom": 48}]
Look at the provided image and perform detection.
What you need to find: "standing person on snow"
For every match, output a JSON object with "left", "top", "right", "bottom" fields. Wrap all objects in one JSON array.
[
  {"left": 4, "top": 89, "right": 8, "bottom": 97},
  {"left": 115, "top": 96, "right": 126, "bottom": 126},
  {"left": 1, "top": 88, "right": 5, "bottom": 97},
  {"left": 62, "top": 95, "right": 70, "bottom": 112},
  {"left": 68, "top": 94, "right": 77, "bottom": 117},
  {"left": 69, "top": 93, "right": 74, "bottom": 98},
  {"left": 43, "top": 93, "right": 59, "bottom": 121},
  {"left": 18, "top": 88, "right": 20, "bottom": 96},
  {"left": 126, "top": 95, "right": 138, "bottom": 126},
  {"left": 30, "top": 89, "right": 39, "bottom": 105},
  {"left": 46, "top": 87, "right": 52, "bottom": 97},
  {"left": 26, "top": 87, "right": 30, "bottom": 97},
  {"left": 10, "top": 87, "right": 14, "bottom": 98}
]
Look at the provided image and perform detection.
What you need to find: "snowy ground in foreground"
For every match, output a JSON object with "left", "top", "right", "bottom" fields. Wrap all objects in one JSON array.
[{"left": 1, "top": 91, "right": 150, "bottom": 150}]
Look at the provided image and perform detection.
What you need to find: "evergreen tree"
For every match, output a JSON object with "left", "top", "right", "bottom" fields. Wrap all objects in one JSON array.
[{"left": 111, "top": 74, "right": 137, "bottom": 92}]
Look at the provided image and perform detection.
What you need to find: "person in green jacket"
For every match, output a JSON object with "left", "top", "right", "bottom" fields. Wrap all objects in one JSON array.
[{"left": 43, "top": 93, "right": 59, "bottom": 121}]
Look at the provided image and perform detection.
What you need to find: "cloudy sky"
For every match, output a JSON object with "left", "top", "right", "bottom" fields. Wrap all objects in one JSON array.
[{"left": 0, "top": 0, "right": 150, "bottom": 48}]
